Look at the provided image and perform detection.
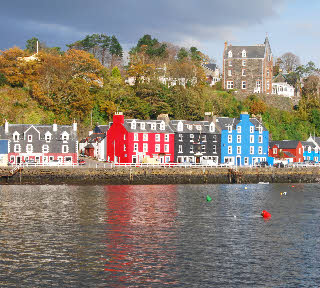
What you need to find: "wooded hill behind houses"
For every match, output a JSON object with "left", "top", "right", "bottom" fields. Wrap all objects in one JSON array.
[{"left": 1, "top": 34, "right": 320, "bottom": 140}]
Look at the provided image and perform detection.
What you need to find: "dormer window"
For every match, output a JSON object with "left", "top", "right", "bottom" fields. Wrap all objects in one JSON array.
[
  {"left": 28, "top": 135, "right": 32, "bottom": 142},
  {"left": 228, "top": 50, "right": 232, "bottom": 58},
  {"left": 140, "top": 123, "right": 145, "bottom": 130},
  {"left": 209, "top": 122, "right": 215, "bottom": 132},
  {"left": 131, "top": 120, "right": 136, "bottom": 130},
  {"left": 188, "top": 125, "right": 192, "bottom": 131},
  {"left": 13, "top": 132, "right": 19, "bottom": 142},
  {"left": 160, "top": 121, "right": 165, "bottom": 131},
  {"left": 196, "top": 125, "right": 201, "bottom": 131},
  {"left": 250, "top": 126, "right": 254, "bottom": 133},
  {"left": 151, "top": 123, "right": 156, "bottom": 130},
  {"left": 242, "top": 50, "right": 247, "bottom": 58},
  {"left": 228, "top": 126, "right": 232, "bottom": 133},
  {"left": 61, "top": 132, "right": 69, "bottom": 141},
  {"left": 259, "top": 126, "right": 263, "bottom": 134},
  {"left": 177, "top": 121, "right": 183, "bottom": 132},
  {"left": 45, "top": 132, "right": 51, "bottom": 142},
  {"left": 237, "top": 126, "right": 241, "bottom": 133}
]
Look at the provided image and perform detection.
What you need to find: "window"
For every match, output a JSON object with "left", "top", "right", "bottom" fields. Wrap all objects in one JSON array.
[
  {"left": 201, "top": 145, "right": 206, "bottom": 152},
  {"left": 259, "top": 126, "right": 263, "bottom": 134},
  {"left": 155, "top": 134, "right": 160, "bottom": 142},
  {"left": 151, "top": 123, "right": 156, "bottom": 130},
  {"left": 13, "top": 132, "right": 19, "bottom": 142},
  {"left": 316, "top": 148, "right": 319, "bottom": 154},
  {"left": 244, "top": 157, "right": 249, "bottom": 165},
  {"left": 267, "top": 81, "right": 270, "bottom": 90},
  {"left": 250, "top": 135, "right": 254, "bottom": 143},
  {"left": 26, "top": 144, "right": 33, "bottom": 153},
  {"left": 299, "top": 148, "right": 301, "bottom": 154},
  {"left": 227, "top": 81, "right": 233, "bottom": 89},
  {"left": 178, "top": 145, "right": 183, "bottom": 153},
  {"left": 140, "top": 123, "right": 145, "bottom": 130},
  {"left": 42, "top": 145, "right": 49, "bottom": 153},
  {"left": 143, "top": 143, "right": 148, "bottom": 152},
  {"left": 190, "top": 134, "right": 194, "bottom": 141},
  {"left": 213, "top": 145, "right": 217, "bottom": 153},
  {"left": 177, "top": 121, "right": 183, "bottom": 131},
  {"left": 228, "top": 126, "right": 232, "bottom": 133},
  {"left": 14, "top": 144, "right": 21, "bottom": 153},
  {"left": 49, "top": 156, "right": 54, "bottom": 161},
  {"left": 213, "top": 135, "right": 217, "bottom": 142},
  {"left": 179, "top": 134, "right": 183, "bottom": 142},
  {"left": 210, "top": 123, "right": 215, "bottom": 132},
  {"left": 124, "top": 144, "right": 126, "bottom": 152},
  {"left": 44, "top": 156, "right": 48, "bottom": 163},
  {"left": 28, "top": 135, "right": 32, "bottom": 142},
  {"left": 134, "top": 143, "right": 138, "bottom": 152},
  {"left": 258, "top": 146, "right": 263, "bottom": 154},
  {"left": 273, "top": 148, "right": 277, "bottom": 154},
  {"left": 242, "top": 81, "right": 246, "bottom": 89},
  {"left": 237, "top": 126, "right": 241, "bottom": 133},
  {"left": 62, "top": 145, "right": 68, "bottom": 153},
  {"left": 134, "top": 133, "right": 139, "bottom": 141},
  {"left": 229, "top": 60, "right": 232, "bottom": 66},
  {"left": 62, "top": 133, "right": 69, "bottom": 141},
  {"left": 160, "top": 122, "right": 165, "bottom": 131},
  {"left": 259, "top": 135, "right": 263, "bottom": 143},
  {"left": 242, "top": 60, "right": 246, "bottom": 66},
  {"left": 242, "top": 69, "right": 246, "bottom": 76},
  {"left": 165, "top": 134, "right": 169, "bottom": 142},
  {"left": 237, "top": 135, "right": 241, "bottom": 143},
  {"left": 315, "top": 157, "right": 319, "bottom": 162},
  {"left": 143, "top": 134, "right": 148, "bottom": 141},
  {"left": 250, "top": 126, "right": 254, "bottom": 133},
  {"left": 237, "top": 146, "right": 241, "bottom": 154},
  {"left": 228, "top": 135, "right": 232, "bottom": 143},
  {"left": 250, "top": 146, "right": 254, "bottom": 154},
  {"left": 228, "top": 146, "right": 232, "bottom": 154},
  {"left": 124, "top": 134, "right": 126, "bottom": 140},
  {"left": 202, "top": 135, "right": 206, "bottom": 142},
  {"left": 256, "top": 80, "right": 261, "bottom": 88},
  {"left": 228, "top": 50, "right": 232, "bottom": 58},
  {"left": 228, "top": 70, "right": 232, "bottom": 76},
  {"left": 155, "top": 144, "right": 160, "bottom": 152},
  {"left": 190, "top": 146, "right": 194, "bottom": 153},
  {"left": 267, "top": 70, "right": 270, "bottom": 77},
  {"left": 65, "top": 157, "right": 72, "bottom": 162},
  {"left": 131, "top": 121, "right": 136, "bottom": 130},
  {"left": 164, "top": 144, "right": 169, "bottom": 153},
  {"left": 242, "top": 50, "right": 246, "bottom": 57}
]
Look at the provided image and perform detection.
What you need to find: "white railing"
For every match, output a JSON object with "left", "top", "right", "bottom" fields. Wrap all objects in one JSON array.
[
  {"left": 10, "top": 162, "right": 79, "bottom": 168},
  {"left": 112, "top": 162, "right": 234, "bottom": 168}
]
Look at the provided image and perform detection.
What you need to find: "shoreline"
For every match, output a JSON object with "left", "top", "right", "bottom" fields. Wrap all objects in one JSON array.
[{"left": 1, "top": 167, "right": 320, "bottom": 185}]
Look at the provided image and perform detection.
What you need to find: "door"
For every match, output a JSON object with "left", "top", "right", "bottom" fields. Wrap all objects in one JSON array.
[
  {"left": 237, "top": 157, "right": 241, "bottom": 166},
  {"left": 16, "top": 157, "right": 21, "bottom": 164}
]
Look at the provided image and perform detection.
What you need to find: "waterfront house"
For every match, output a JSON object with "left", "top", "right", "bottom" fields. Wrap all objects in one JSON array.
[
  {"left": 0, "top": 139, "right": 8, "bottom": 166},
  {"left": 169, "top": 113, "right": 221, "bottom": 164},
  {"left": 0, "top": 120, "right": 78, "bottom": 165},
  {"left": 222, "top": 36, "right": 273, "bottom": 94},
  {"left": 269, "top": 140, "right": 303, "bottom": 163},
  {"left": 217, "top": 112, "right": 269, "bottom": 166},
  {"left": 106, "top": 112, "right": 174, "bottom": 163},
  {"left": 301, "top": 141, "right": 319, "bottom": 162}
]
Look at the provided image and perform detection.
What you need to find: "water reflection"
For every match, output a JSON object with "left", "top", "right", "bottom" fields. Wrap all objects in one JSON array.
[{"left": 103, "top": 185, "right": 178, "bottom": 287}]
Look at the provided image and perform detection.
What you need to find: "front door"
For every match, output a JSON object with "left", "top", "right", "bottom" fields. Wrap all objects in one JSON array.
[
  {"left": 16, "top": 157, "right": 21, "bottom": 164},
  {"left": 237, "top": 157, "right": 241, "bottom": 166}
]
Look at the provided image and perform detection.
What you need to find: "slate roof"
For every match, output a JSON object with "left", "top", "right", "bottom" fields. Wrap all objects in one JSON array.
[
  {"left": 202, "top": 63, "right": 217, "bottom": 71},
  {"left": 169, "top": 120, "right": 221, "bottom": 134},
  {"left": 301, "top": 141, "right": 316, "bottom": 148},
  {"left": 123, "top": 119, "right": 174, "bottom": 133},
  {"left": 93, "top": 125, "right": 109, "bottom": 134},
  {"left": 215, "top": 117, "right": 267, "bottom": 131},
  {"left": 284, "top": 151, "right": 295, "bottom": 158},
  {"left": 314, "top": 137, "right": 320, "bottom": 146},
  {"left": 270, "top": 140, "right": 300, "bottom": 149},
  {"left": 0, "top": 123, "right": 77, "bottom": 153},
  {"left": 224, "top": 45, "right": 266, "bottom": 59},
  {"left": 88, "top": 133, "right": 106, "bottom": 144}
]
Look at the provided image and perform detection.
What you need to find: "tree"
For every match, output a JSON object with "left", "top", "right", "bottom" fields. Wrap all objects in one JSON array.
[
  {"left": 109, "top": 36, "right": 123, "bottom": 67},
  {"left": 279, "top": 52, "right": 300, "bottom": 73},
  {"left": 177, "top": 48, "right": 188, "bottom": 61},
  {"left": 0, "top": 72, "right": 6, "bottom": 86},
  {"left": 26, "top": 37, "right": 40, "bottom": 53}
]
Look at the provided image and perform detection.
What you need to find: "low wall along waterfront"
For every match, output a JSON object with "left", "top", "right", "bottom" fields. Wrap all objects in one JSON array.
[{"left": 1, "top": 167, "right": 320, "bottom": 185}]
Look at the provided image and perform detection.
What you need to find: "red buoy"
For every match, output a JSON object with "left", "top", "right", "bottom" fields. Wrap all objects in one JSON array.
[{"left": 261, "top": 210, "right": 271, "bottom": 219}]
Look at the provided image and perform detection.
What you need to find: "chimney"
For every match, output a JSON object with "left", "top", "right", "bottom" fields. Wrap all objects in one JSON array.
[
  {"left": 113, "top": 112, "right": 124, "bottom": 124},
  {"left": 4, "top": 119, "right": 8, "bottom": 134},
  {"left": 157, "top": 114, "right": 170, "bottom": 124},
  {"left": 224, "top": 41, "right": 228, "bottom": 49},
  {"left": 53, "top": 120, "right": 57, "bottom": 132},
  {"left": 73, "top": 118, "right": 77, "bottom": 132},
  {"left": 240, "top": 111, "right": 250, "bottom": 121}
]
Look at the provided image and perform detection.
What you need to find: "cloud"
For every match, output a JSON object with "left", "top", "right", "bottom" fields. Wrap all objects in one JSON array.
[{"left": 0, "top": 0, "right": 286, "bottom": 50}]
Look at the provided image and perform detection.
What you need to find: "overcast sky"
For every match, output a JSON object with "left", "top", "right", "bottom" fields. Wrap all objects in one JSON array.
[{"left": 0, "top": 0, "right": 319, "bottom": 66}]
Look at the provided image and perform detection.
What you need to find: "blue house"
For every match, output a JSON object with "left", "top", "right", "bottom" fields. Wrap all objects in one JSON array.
[
  {"left": 0, "top": 139, "right": 9, "bottom": 166},
  {"left": 216, "top": 112, "right": 269, "bottom": 166},
  {"left": 303, "top": 136, "right": 320, "bottom": 162}
]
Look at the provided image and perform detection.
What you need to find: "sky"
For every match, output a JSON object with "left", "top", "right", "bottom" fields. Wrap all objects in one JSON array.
[{"left": 0, "top": 0, "right": 319, "bottom": 67}]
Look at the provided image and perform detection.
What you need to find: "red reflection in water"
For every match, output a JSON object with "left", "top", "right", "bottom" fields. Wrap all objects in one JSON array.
[{"left": 103, "top": 185, "right": 178, "bottom": 286}]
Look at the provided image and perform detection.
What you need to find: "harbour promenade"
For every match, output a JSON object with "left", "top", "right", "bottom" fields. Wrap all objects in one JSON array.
[{"left": 1, "top": 166, "right": 320, "bottom": 185}]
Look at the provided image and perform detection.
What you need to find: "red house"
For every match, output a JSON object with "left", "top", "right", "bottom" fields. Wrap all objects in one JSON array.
[
  {"left": 107, "top": 113, "right": 175, "bottom": 163},
  {"left": 269, "top": 140, "right": 303, "bottom": 163}
]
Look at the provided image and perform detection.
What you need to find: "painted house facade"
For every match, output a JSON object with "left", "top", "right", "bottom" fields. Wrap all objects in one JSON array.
[
  {"left": 107, "top": 113, "right": 175, "bottom": 163},
  {"left": 269, "top": 140, "right": 303, "bottom": 163},
  {"left": 218, "top": 112, "right": 269, "bottom": 166},
  {"left": 0, "top": 139, "right": 8, "bottom": 166},
  {"left": 0, "top": 120, "right": 78, "bottom": 165},
  {"left": 169, "top": 114, "right": 221, "bottom": 164},
  {"left": 222, "top": 37, "right": 273, "bottom": 94}
]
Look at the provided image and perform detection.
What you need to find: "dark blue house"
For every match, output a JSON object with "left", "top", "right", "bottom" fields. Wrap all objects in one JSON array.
[{"left": 217, "top": 112, "right": 269, "bottom": 166}]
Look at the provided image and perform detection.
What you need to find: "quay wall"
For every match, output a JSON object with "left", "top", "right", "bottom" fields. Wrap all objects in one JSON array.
[{"left": 1, "top": 167, "right": 320, "bottom": 185}]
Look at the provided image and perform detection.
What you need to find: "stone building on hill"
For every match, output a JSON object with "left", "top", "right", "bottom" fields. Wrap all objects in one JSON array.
[{"left": 222, "top": 37, "right": 273, "bottom": 94}]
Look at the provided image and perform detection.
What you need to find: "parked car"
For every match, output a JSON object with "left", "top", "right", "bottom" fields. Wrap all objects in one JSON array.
[
  {"left": 303, "top": 160, "right": 316, "bottom": 166},
  {"left": 78, "top": 159, "right": 86, "bottom": 165},
  {"left": 273, "top": 162, "right": 285, "bottom": 168},
  {"left": 255, "top": 161, "right": 269, "bottom": 167}
]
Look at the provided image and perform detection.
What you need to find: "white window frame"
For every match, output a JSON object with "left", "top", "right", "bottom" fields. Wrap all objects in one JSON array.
[
  {"left": 228, "top": 135, "right": 232, "bottom": 143},
  {"left": 250, "top": 126, "right": 254, "bottom": 133},
  {"left": 134, "top": 143, "right": 138, "bottom": 152},
  {"left": 258, "top": 146, "right": 263, "bottom": 155},
  {"left": 237, "top": 126, "right": 241, "bottom": 133},
  {"left": 228, "top": 146, "right": 232, "bottom": 154},
  {"left": 190, "top": 145, "right": 194, "bottom": 153},
  {"left": 178, "top": 145, "right": 183, "bottom": 153},
  {"left": 13, "top": 132, "right": 19, "bottom": 142},
  {"left": 242, "top": 81, "right": 246, "bottom": 89},
  {"left": 155, "top": 144, "right": 160, "bottom": 153},
  {"left": 227, "top": 81, "right": 233, "bottom": 89},
  {"left": 143, "top": 134, "right": 148, "bottom": 141},
  {"left": 143, "top": 143, "right": 148, "bottom": 152},
  {"left": 244, "top": 157, "right": 249, "bottom": 165},
  {"left": 250, "top": 146, "right": 254, "bottom": 154},
  {"left": 228, "top": 70, "right": 232, "bottom": 77},
  {"left": 131, "top": 121, "right": 136, "bottom": 130},
  {"left": 242, "top": 50, "right": 246, "bottom": 58},
  {"left": 124, "top": 144, "right": 126, "bottom": 152},
  {"left": 273, "top": 148, "right": 277, "bottom": 154},
  {"left": 250, "top": 135, "right": 254, "bottom": 143},
  {"left": 14, "top": 144, "right": 21, "bottom": 153},
  {"left": 26, "top": 144, "right": 33, "bottom": 153},
  {"left": 164, "top": 144, "right": 169, "bottom": 153},
  {"left": 237, "top": 135, "right": 241, "bottom": 143},
  {"left": 228, "top": 50, "right": 232, "bottom": 58},
  {"left": 134, "top": 133, "right": 139, "bottom": 141},
  {"left": 237, "top": 146, "right": 241, "bottom": 154},
  {"left": 228, "top": 126, "right": 232, "bottom": 133},
  {"left": 242, "top": 60, "right": 246, "bottom": 66},
  {"left": 42, "top": 145, "right": 49, "bottom": 153},
  {"left": 213, "top": 145, "right": 217, "bottom": 154},
  {"left": 242, "top": 69, "right": 246, "bottom": 76},
  {"left": 62, "top": 145, "right": 68, "bottom": 153},
  {"left": 179, "top": 134, "right": 183, "bottom": 142},
  {"left": 229, "top": 60, "right": 232, "bottom": 67},
  {"left": 259, "top": 135, "right": 263, "bottom": 143},
  {"left": 155, "top": 134, "right": 160, "bottom": 142},
  {"left": 151, "top": 123, "right": 156, "bottom": 130},
  {"left": 165, "top": 134, "right": 169, "bottom": 142},
  {"left": 160, "top": 122, "right": 165, "bottom": 131},
  {"left": 140, "top": 122, "right": 145, "bottom": 130},
  {"left": 28, "top": 135, "right": 32, "bottom": 142}
]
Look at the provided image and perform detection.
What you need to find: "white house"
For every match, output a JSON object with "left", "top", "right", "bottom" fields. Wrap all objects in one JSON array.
[{"left": 272, "top": 82, "right": 295, "bottom": 98}]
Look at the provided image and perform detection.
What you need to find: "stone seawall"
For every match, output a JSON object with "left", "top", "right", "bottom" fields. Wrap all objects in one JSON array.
[{"left": 1, "top": 167, "right": 320, "bottom": 185}]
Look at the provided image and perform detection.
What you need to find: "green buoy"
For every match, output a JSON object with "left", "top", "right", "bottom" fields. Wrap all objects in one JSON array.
[{"left": 206, "top": 195, "right": 212, "bottom": 202}]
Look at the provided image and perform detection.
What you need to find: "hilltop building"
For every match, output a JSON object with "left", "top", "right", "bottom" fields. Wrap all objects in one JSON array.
[{"left": 222, "top": 37, "right": 273, "bottom": 94}]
